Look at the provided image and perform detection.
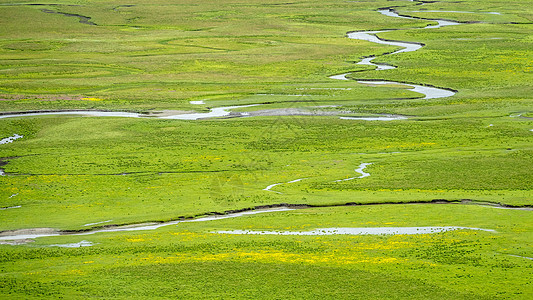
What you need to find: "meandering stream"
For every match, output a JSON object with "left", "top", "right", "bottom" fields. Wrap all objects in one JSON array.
[
  {"left": 0, "top": 105, "right": 258, "bottom": 120},
  {"left": 0, "top": 207, "right": 295, "bottom": 242},
  {"left": 263, "top": 178, "right": 307, "bottom": 194},
  {"left": 328, "top": 7, "right": 459, "bottom": 101},
  {"left": 0, "top": 203, "right": 505, "bottom": 244},
  {"left": 0, "top": 134, "right": 23, "bottom": 145},
  {"left": 1, "top": 4, "right": 515, "bottom": 245},
  {"left": 334, "top": 163, "right": 372, "bottom": 182},
  {"left": 0, "top": 8, "right": 460, "bottom": 122},
  {"left": 0, "top": 3, "right": 467, "bottom": 122}
]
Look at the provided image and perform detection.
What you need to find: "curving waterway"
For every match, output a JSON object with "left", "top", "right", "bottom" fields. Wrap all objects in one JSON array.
[
  {"left": 0, "top": 207, "right": 295, "bottom": 242},
  {"left": 1, "top": 4, "right": 510, "bottom": 245},
  {"left": 0, "top": 5, "right": 464, "bottom": 122},
  {"left": 329, "top": 7, "right": 459, "bottom": 100},
  {"left": 0, "top": 105, "right": 258, "bottom": 121},
  {"left": 264, "top": 178, "right": 307, "bottom": 194},
  {"left": 0, "top": 134, "right": 23, "bottom": 145},
  {"left": 334, "top": 162, "right": 372, "bottom": 182}
]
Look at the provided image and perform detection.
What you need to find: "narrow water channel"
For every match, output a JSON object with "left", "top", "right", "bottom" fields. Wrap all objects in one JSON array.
[{"left": 329, "top": 7, "right": 460, "bottom": 100}]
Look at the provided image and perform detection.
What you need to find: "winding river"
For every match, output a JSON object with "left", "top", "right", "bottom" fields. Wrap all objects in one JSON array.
[
  {"left": 0, "top": 203, "right": 503, "bottom": 243},
  {"left": 0, "top": 207, "right": 295, "bottom": 242},
  {"left": 1, "top": 4, "right": 514, "bottom": 245},
  {"left": 0, "top": 5, "right": 459, "bottom": 121},
  {"left": 334, "top": 162, "right": 372, "bottom": 182},
  {"left": 263, "top": 178, "right": 307, "bottom": 194},
  {"left": 0, "top": 106, "right": 258, "bottom": 120},
  {"left": 328, "top": 7, "right": 459, "bottom": 100},
  {"left": 0, "top": 134, "right": 23, "bottom": 145}
]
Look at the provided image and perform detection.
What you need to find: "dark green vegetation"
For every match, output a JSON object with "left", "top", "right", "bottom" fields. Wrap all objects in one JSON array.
[{"left": 1, "top": 0, "right": 532, "bottom": 298}]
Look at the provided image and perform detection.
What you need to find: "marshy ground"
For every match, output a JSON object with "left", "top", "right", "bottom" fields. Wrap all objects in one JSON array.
[{"left": 0, "top": 0, "right": 532, "bottom": 298}]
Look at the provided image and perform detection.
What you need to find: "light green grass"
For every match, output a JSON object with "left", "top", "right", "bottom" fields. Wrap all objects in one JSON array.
[
  {"left": 1, "top": 115, "right": 531, "bottom": 230},
  {"left": 0, "top": 0, "right": 532, "bottom": 298},
  {"left": 1, "top": 205, "right": 531, "bottom": 299}
]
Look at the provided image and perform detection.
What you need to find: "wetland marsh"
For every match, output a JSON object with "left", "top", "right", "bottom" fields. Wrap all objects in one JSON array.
[{"left": 0, "top": 0, "right": 532, "bottom": 298}]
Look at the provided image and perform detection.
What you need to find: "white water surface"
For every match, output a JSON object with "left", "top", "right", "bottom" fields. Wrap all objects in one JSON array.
[
  {"left": 0, "top": 134, "right": 23, "bottom": 145},
  {"left": 161, "top": 104, "right": 260, "bottom": 120},
  {"left": 49, "top": 240, "right": 96, "bottom": 248},
  {"left": 0, "top": 233, "right": 61, "bottom": 240},
  {"left": 329, "top": 73, "right": 350, "bottom": 80},
  {"left": 216, "top": 226, "right": 495, "bottom": 236},
  {"left": 334, "top": 163, "right": 372, "bottom": 182},
  {"left": 0, "top": 205, "right": 21, "bottom": 210},
  {"left": 358, "top": 80, "right": 455, "bottom": 99},
  {"left": 508, "top": 254, "right": 533, "bottom": 260},
  {"left": 328, "top": 7, "right": 459, "bottom": 101},
  {"left": 0, "top": 105, "right": 260, "bottom": 121},
  {"left": 330, "top": 8, "right": 459, "bottom": 100},
  {"left": 378, "top": 8, "right": 462, "bottom": 27},
  {"left": 76, "top": 207, "right": 294, "bottom": 233},
  {"left": 348, "top": 30, "right": 423, "bottom": 54},
  {"left": 327, "top": 74, "right": 453, "bottom": 101},
  {"left": 358, "top": 56, "right": 396, "bottom": 70},
  {"left": 264, "top": 178, "right": 307, "bottom": 193}
]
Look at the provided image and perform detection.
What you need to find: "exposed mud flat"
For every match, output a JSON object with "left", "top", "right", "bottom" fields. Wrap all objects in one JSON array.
[
  {"left": 143, "top": 110, "right": 193, "bottom": 118},
  {"left": 0, "top": 239, "right": 34, "bottom": 245},
  {"left": 0, "top": 228, "right": 60, "bottom": 241}
]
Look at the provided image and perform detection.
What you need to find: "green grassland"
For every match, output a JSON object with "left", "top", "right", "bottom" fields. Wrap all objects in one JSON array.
[
  {"left": 0, "top": 115, "right": 531, "bottom": 230},
  {"left": 1, "top": 205, "right": 532, "bottom": 298},
  {"left": 1, "top": 0, "right": 532, "bottom": 298}
]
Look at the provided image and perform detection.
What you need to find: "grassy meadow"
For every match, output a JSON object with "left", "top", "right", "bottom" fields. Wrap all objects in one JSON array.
[
  {"left": 1, "top": 0, "right": 532, "bottom": 298},
  {"left": 1, "top": 205, "right": 532, "bottom": 298}
]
